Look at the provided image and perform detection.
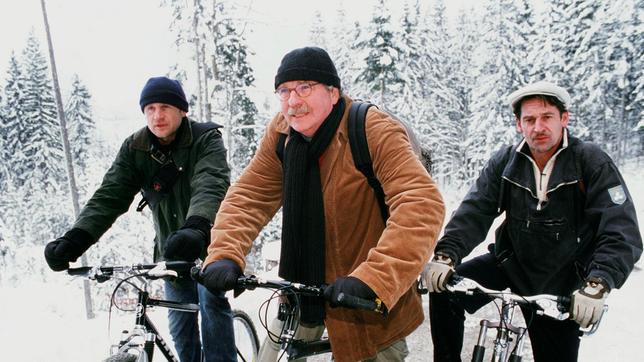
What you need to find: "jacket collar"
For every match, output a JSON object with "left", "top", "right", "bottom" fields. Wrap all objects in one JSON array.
[
  {"left": 130, "top": 117, "right": 193, "bottom": 152},
  {"left": 502, "top": 129, "right": 579, "bottom": 197}
]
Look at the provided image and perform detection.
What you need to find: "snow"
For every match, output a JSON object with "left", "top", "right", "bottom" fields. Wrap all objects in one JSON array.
[{"left": 1, "top": 163, "right": 641, "bottom": 361}]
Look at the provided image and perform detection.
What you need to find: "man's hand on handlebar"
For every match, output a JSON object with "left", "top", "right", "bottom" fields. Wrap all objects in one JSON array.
[
  {"left": 164, "top": 216, "right": 211, "bottom": 262},
  {"left": 201, "top": 259, "right": 242, "bottom": 293},
  {"left": 571, "top": 277, "right": 609, "bottom": 329},
  {"left": 44, "top": 228, "right": 95, "bottom": 271},
  {"left": 423, "top": 252, "right": 455, "bottom": 293},
  {"left": 324, "top": 276, "right": 377, "bottom": 308}
]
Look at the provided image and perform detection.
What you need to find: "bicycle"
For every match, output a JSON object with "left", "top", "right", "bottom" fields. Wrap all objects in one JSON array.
[
  {"left": 230, "top": 274, "right": 385, "bottom": 361},
  {"left": 421, "top": 273, "right": 608, "bottom": 362},
  {"left": 68, "top": 260, "right": 260, "bottom": 362}
]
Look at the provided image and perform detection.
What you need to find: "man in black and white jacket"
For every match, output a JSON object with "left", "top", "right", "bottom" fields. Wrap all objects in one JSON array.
[{"left": 425, "top": 81, "right": 642, "bottom": 362}]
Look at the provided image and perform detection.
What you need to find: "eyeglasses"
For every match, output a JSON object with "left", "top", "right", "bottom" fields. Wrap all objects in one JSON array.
[{"left": 274, "top": 82, "right": 321, "bottom": 101}]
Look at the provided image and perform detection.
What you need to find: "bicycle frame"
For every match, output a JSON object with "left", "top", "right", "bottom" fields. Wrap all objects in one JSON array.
[
  {"left": 70, "top": 262, "right": 200, "bottom": 362},
  {"left": 112, "top": 288, "right": 199, "bottom": 362}
]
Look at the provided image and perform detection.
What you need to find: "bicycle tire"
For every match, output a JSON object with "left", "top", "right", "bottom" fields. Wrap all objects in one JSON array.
[
  {"left": 102, "top": 351, "right": 138, "bottom": 362},
  {"left": 233, "top": 309, "right": 260, "bottom": 362}
]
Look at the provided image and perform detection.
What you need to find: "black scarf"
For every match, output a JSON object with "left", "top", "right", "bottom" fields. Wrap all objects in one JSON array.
[{"left": 280, "top": 98, "right": 345, "bottom": 323}]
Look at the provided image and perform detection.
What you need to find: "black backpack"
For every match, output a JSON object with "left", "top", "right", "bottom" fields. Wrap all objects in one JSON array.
[{"left": 276, "top": 101, "right": 430, "bottom": 221}]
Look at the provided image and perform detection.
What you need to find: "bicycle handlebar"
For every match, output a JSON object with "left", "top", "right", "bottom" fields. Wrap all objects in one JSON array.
[
  {"left": 68, "top": 260, "right": 198, "bottom": 281},
  {"left": 235, "top": 275, "right": 385, "bottom": 314},
  {"left": 447, "top": 274, "right": 569, "bottom": 320},
  {"left": 446, "top": 273, "right": 607, "bottom": 335}
]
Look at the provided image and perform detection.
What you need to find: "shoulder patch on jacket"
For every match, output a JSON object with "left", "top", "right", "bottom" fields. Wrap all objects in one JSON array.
[{"left": 608, "top": 185, "right": 626, "bottom": 205}]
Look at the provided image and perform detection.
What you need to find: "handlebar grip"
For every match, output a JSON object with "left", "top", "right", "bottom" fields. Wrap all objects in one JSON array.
[
  {"left": 165, "top": 261, "right": 196, "bottom": 272},
  {"left": 558, "top": 295, "right": 571, "bottom": 310},
  {"left": 190, "top": 266, "right": 204, "bottom": 284},
  {"left": 336, "top": 292, "right": 382, "bottom": 313},
  {"left": 447, "top": 272, "right": 463, "bottom": 286},
  {"left": 67, "top": 267, "right": 92, "bottom": 276}
]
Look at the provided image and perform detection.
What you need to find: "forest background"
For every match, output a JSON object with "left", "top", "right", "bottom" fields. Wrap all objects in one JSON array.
[{"left": 0, "top": 0, "right": 642, "bottom": 349}]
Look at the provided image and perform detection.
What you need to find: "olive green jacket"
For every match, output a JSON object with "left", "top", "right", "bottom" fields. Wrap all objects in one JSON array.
[{"left": 74, "top": 118, "right": 230, "bottom": 260}]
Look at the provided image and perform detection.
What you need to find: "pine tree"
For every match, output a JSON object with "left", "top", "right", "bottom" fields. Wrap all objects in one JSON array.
[
  {"left": 354, "top": 0, "right": 404, "bottom": 104},
  {"left": 562, "top": 0, "right": 605, "bottom": 140},
  {"left": 327, "top": 3, "right": 362, "bottom": 95},
  {"left": 594, "top": 0, "right": 642, "bottom": 161},
  {"left": 468, "top": 0, "right": 529, "bottom": 171},
  {"left": 435, "top": 5, "right": 482, "bottom": 187},
  {"left": 1, "top": 53, "right": 29, "bottom": 187},
  {"left": 395, "top": 0, "right": 428, "bottom": 117},
  {"left": 308, "top": 10, "right": 328, "bottom": 50},
  {"left": 65, "top": 74, "right": 95, "bottom": 173},
  {"left": 21, "top": 31, "right": 65, "bottom": 188},
  {"left": 209, "top": 14, "right": 258, "bottom": 177},
  {"left": 530, "top": 0, "right": 567, "bottom": 80},
  {"left": 162, "top": 0, "right": 259, "bottom": 177}
]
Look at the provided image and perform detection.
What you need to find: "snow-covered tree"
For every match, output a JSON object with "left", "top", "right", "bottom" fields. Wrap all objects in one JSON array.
[
  {"left": 434, "top": 5, "right": 481, "bottom": 187},
  {"left": 162, "top": 0, "right": 259, "bottom": 177},
  {"left": 21, "top": 32, "right": 65, "bottom": 188},
  {"left": 354, "top": 0, "right": 404, "bottom": 104},
  {"left": 468, "top": 0, "right": 530, "bottom": 171},
  {"left": 308, "top": 10, "right": 329, "bottom": 50},
  {"left": 1, "top": 53, "right": 29, "bottom": 188},
  {"left": 65, "top": 74, "right": 95, "bottom": 173}
]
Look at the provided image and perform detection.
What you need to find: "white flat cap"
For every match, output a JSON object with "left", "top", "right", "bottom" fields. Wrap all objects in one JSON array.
[{"left": 508, "top": 81, "right": 571, "bottom": 110}]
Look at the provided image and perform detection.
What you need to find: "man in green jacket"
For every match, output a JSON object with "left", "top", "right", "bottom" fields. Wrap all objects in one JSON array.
[{"left": 44, "top": 76, "right": 235, "bottom": 362}]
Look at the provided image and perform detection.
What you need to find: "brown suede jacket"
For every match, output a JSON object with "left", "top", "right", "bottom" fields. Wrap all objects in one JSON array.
[{"left": 205, "top": 96, "right": 445, "bottom": 361}]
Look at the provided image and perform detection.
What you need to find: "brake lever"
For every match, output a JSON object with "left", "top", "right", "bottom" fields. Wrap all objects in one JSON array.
[
  {"left": 445, "top": 277, "right": 477, "bottom": 294},
  {"left": 147, "top": 261, "right": 178, "bottom": 279},
  {"left": 579, "top": 304, "right": 608, "bottom": 336},
  {"left": 534, "top": 299, "right": 569, "bottom": 321}
]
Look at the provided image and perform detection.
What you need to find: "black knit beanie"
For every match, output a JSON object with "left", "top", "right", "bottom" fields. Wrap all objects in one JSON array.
[
  {"left": 139, "top": 76, "right": 189, "bottom": 113},
  {"left": 274, "top": 47, "right": 341, "bottom": 90}
]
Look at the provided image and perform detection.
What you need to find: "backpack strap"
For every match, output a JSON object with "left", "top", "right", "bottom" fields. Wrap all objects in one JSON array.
[
  {"left": 348, "top": 101, "right": 388, "bottom": 222},
  {"left": 191, "top": 121, "right": 223, "bottom": 139},
  {"left": 137, "top": 121, "right": 221, "bottom": 212}
]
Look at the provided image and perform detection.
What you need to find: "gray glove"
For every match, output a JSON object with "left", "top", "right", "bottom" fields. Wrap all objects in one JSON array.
[
  {"left": 570, "top": 277, "right": 609, "bottom": 329},
  {"left": 422, "top": 253, "right": 455, "bottom": 293}
]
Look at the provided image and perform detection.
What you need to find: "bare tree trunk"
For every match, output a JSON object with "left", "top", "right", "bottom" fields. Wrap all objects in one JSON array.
[
  {"left": 40, "top": 0, "right": 94, "bottom": 320},
  {"left": 193, "top": 10, "right": 205, "bottom": 122},
  {"left": 202, "top": 42, "right": 211, "bottom": 122}
]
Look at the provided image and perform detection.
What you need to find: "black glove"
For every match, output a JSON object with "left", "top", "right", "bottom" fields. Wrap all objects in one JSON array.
[
  {"left": 163, "top": 216, "right": 211, "bottom": 261},
  {"left": 324, "top": 276, "right": 377, "bottom": 308},
  {"left": 201, "top": 259, "right": 242, "bottom": 293},
  {"left": 44, "top": 228, "right": 95, "bottom": 271}
]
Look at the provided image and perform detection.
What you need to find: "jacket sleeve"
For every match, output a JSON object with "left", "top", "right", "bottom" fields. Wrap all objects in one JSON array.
[
  {"left": 351, "top": 110, "right": 445, "bottom": 309},
  {"left": 73, "top": 139, "right": 142, "bottom": 241},
  {"left": 203, "top": 116, "right": 285, "bottom": 270},
  {"left": 582, "top": 149, "right": 642, "bottom": 289},
  {"left": 186, "top": 130, "right": 231, "bottom": 223},
  {"left": 435, "top": 146, "right": 512, "bottom": 264}
]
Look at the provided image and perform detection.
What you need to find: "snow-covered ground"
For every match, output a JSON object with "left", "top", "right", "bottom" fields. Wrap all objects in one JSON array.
[{"left": 1, "top": 163, "right": 642, "bottom": 361}]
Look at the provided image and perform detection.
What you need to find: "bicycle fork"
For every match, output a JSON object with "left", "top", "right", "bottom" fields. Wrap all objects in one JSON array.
[{"left": 471, "top": 304, "right": 527, "bottom": 362}]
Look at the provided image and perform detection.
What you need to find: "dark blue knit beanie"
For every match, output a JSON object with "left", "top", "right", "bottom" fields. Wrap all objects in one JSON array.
[
  {"left": 274, "top": 47, "right": 341, "bottom": 90},
  {"left": 139, "top": 76, "right": 189, "bottom": 113}
]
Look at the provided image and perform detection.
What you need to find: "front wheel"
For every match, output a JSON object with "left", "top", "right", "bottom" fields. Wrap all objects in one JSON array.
[{"left": 233, "top": 309, "right": 260, "bottom": 362}]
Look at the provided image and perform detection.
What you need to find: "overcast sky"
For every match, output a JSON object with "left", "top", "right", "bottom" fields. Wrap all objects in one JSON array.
[{"left": 0, "top": 0, "right": 469, "bottom": 141}]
